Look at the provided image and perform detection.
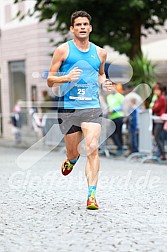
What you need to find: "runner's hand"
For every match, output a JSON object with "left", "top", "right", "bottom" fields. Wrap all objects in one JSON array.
[
  {"left": 67, "top": 67, "right": 82, "bottom": 82},
  {"left": 102, "top": 79, "right": 114, "bottom": 92}
]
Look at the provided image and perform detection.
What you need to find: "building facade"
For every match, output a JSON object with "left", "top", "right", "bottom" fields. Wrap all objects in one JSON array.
[
  {"left": 0, "top": 0, "right": 166, "bottom": 139},
  {"left": 0, "top": 0, "right": 58, "bottom": 138}
]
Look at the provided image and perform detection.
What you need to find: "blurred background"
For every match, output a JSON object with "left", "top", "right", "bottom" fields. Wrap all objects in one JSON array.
[{"left": 0, "top": 0, "right": 166, "bottom": 145}]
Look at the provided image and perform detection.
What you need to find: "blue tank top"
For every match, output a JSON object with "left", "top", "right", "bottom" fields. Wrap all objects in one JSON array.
[{"left": 59, "top": 40, "right": 101, "bottom": 109}]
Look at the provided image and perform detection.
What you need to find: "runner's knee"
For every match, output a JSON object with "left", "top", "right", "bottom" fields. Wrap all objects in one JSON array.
[
  {"left": 86, "top": 141, "right": 98, "bottom": 156},
  {"left": 66, "top": 148, "right": 79, "bottom": 160}
]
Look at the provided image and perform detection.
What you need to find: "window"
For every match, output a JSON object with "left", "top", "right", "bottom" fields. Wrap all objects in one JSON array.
[{"left": 9, "top": 61, "right": 27, "bottom": 124}]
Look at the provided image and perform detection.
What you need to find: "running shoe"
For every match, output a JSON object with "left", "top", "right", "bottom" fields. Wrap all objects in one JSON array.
[
  {"left": 61, "top": 158, "right": 78, "bottom": 176},
  {"left": 87, "top": 196, "right": 99, "bottom": 210}
]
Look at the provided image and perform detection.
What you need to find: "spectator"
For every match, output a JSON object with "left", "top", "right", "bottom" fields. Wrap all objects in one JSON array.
[
  {"left": 123, "top": 84, "right": 143, "bottom": 117},
  {"left": 106, "top": 84, "right": 124, "bottom": 156},
  {"left": 29, "top": 107, "right": 43, "bottom": 139},
  {"left": 10, "top": 100, "right": 22, "bottom": 144},
  {"left": 41, "top": 90, "right": 52, "bottom": 136},
  {"left": 152, "top": 82, "right": 167, "bottom": 161},
  {"left": 41, "top": 90, "right": 52, "bottom": 114},
  {"left": 123, "top": 85, "right": 143, "bottom": 153},
  {"left": 127, "top": 98, "right": 140, "bottom": 153}
]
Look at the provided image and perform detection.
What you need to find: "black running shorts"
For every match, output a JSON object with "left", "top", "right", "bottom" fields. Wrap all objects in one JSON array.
[{"left": 58, "top": 108, "right": 102, "bottom": 135}]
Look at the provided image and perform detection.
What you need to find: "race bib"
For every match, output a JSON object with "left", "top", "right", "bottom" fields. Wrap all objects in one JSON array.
[{"left": 69, "top": 83, "right": 92, "bottom": 101}]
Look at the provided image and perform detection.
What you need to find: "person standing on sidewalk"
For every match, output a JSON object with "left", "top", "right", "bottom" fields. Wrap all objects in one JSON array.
[
  {"left": 47, "top": 10, "right": 112, "bottom": 210},
  {"left": 11, "top": 100, "right": 23, "bottom": 144},
  {"left": 127, "top": 98, "right": 140, "bottom": 153},
  {"left": 152, "top": 82, "right": 167, "bottom": 161},
  {"left": 106, "top": 84, "right": 124, "bottom": 156}
]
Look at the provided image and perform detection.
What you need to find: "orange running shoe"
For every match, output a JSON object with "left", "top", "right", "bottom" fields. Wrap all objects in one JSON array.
[
  {"left": 87, "top": 195, "right": 99, "bottom": 210},
  {"left": 61, "top": 157, "right": 79, "bottom": 176}
]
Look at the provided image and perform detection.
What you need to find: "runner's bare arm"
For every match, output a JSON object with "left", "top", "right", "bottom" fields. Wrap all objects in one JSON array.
[
  {"left": 97, "top": 47, "right": 107, "bottom": 85},
  {"left": 47, "top": 44, "right": 82, "bottom": 87},
  {"left": 97, "top": 47, "right": 114, "bottom": 91}
]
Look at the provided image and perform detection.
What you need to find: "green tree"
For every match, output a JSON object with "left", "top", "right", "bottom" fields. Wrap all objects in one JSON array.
[
  {"left": 130, "top": 54, "right": 156, "bottom": 107},
  {"left": 130, "top": 54, "right": 156, "bottom": 86},
  {"left": 14, "top": 0, "right": 167, "bottom": 59}
]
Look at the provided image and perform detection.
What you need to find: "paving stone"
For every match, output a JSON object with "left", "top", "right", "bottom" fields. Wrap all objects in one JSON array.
[{"left": 0, "top": 146, "right": 167, "bottom": 252}]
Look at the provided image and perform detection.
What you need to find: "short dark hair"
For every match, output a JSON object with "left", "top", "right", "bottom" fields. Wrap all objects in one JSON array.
[
  {"left": 71, "top": 10, "right": 92, "bottom": 26},
  {"left": 153, "top": 82, "right": 165, "bottom": 93}
]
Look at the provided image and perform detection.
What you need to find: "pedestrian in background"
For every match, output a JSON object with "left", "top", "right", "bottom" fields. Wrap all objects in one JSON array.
[
  {"left": 106, "top": 84, "right": 124, "bottom": 156},
  {"left": 40, "top": 90, "right": 52, "bottom": 136},
  {"left": 123, "top": 85, "right": 143, "bottom": 154},
  {"left": 127, "top": 98, "right": 140, "bottom": 153},
  {"left": 10, "top": 100, "right": 22, "bottom": 144},
  {"left": 152, "top": 82, "right": 167, "bottom": 161}
]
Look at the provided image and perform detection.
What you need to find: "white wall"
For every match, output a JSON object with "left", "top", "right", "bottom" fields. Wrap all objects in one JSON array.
[
  {"left": 0, "top": 0, "right": 60, "bottom": 138},
  {"left": 0, "top": 0, "right": 38, "bottom": 30}
]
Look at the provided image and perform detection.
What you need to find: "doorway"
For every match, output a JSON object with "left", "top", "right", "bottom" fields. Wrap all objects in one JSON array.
[{"left": 9, "top": 60, "right": 27, "bottom": 124}]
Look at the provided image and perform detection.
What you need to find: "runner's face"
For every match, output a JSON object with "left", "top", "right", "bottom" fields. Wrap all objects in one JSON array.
[{"left": 70, "top": 17, "right": 92, "bottom": 39}]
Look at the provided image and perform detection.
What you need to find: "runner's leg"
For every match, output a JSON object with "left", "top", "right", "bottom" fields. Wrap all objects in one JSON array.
[
  {"left": 81, "top": 122, "right": 101, "bottom": 186},
  {"left": 61, "top": 131, "right": 82, "bottom": 176},
  {"left": 81, "top": 122, "right": 101, "bottom": 209},
  {"left": 64, "top": 131, "right": 82, "bottom": 160}
]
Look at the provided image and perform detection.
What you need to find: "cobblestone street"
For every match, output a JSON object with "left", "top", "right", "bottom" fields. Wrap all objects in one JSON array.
[{"left": 0, "top": 145, "right": 167, "bottom": 252}]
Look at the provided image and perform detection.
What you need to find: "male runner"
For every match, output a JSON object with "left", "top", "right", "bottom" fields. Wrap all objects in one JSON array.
[{"left": 47, "top": 10, "right": 112, "bottom": 210}]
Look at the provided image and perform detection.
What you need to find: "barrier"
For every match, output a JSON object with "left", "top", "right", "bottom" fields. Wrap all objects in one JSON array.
[
  {"left": 139, "top": 109, "right": 152, "bottom": 154},
  {"left": 127, "top": 109, "right": 160, "bottom": 163}
]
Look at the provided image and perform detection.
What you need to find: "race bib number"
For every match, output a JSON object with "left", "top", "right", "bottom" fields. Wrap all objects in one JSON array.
[{"left": 69, "top": 84, "right": 92, "bottom": 101}]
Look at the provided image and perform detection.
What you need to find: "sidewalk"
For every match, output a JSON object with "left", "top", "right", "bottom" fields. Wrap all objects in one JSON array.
[
  {"left": 1, "top": 135, "right": 167, "bottom": 166},
  {"left": 0, "top": 135, "right": 37, "bottom": 149}
]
